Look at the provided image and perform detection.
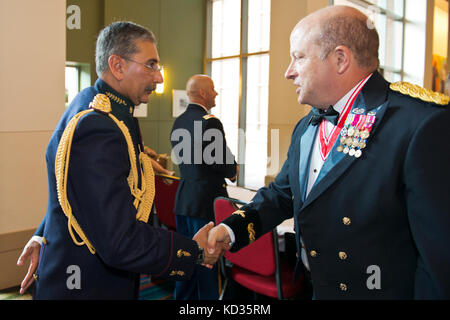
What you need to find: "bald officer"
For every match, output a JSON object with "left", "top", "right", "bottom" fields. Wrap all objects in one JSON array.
[
  {"left": 207, "top": 6, "right": 450, "bottom": 299},
  {"left": 171, "top": 75, "right": 238, "bottom": 300}
]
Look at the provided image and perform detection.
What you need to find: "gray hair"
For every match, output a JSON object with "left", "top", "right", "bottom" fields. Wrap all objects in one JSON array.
[
  {"left": 95, "top": 21, "right": 156, "bottom": 77},
  {"left": 316, "top": 14, "right": 379, "bottom": 70}
]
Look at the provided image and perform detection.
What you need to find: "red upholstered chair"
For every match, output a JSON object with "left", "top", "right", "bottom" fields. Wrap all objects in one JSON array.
[
  {"left": 214, "top": 197, "right": 304, "bottom": 300},
  {"left": 154, "top": 174, "right": 179, "bottom": 231}
]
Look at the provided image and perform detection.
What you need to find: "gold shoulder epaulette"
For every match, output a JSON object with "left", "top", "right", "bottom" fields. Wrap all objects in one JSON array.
[
  {"left": 89, "top": 94, "right": 112, "bottom": 113},
  {"left": 203, "top": 114, "right": 216, "bottom": 120},
  {"left": 390, "top": 82, "right": 449, "bottom": 106}
]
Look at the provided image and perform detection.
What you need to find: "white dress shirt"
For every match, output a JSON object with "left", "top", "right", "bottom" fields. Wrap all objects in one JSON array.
[{"left": 306, "top": 86, "right": 357, "bottom": 196}]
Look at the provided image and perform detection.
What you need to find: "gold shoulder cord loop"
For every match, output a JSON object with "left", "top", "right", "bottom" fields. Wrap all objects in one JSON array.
[
  {"left": 55, "top": 94, "right": 155, "bottom": 254},
  {"left": 55, "top": 108, "right": 96, "bottom": 254},
  {"left": 108, "top": 115, "right": 155, "bottom": 223}
]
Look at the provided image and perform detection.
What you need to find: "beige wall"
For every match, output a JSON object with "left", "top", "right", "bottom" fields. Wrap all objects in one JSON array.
[
  {"left": 0, "top": 0, "right": 65, "bottom": 289},
  {"left": 266, "top": 0, "right": 329, "bottom": 181}
]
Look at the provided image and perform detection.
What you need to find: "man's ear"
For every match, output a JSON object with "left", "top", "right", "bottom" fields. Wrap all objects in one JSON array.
[
  {"left": 108, "top": 55, "right": 125, "bottom": 80},
  {"left": 198, "top": 88, "right": 206, "bottom": 100},
  {"left": 333, "top": 45, "right": 351, "bottom": 75}
]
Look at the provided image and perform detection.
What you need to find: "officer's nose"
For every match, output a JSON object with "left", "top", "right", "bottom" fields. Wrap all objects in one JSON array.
[
  {"left": 155, "top": 68, "right": 164, "bottom": 84},
  {"left": 285, "top": 60, "right": 297, "bottom": 80}
]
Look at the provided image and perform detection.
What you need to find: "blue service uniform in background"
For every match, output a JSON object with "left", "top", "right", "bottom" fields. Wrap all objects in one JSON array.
[
  {"left": 221, "top": 72, "right": 450, "bottom": 299},
  {"left": 171, "top": 103, "right": 237, "bottom": 299},
  {"left": 33, "top": 79, "right": 199, "bottom": 299}
]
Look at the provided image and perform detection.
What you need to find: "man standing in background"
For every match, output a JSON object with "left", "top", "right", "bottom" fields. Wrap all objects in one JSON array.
[{"left": 171, "top": 74, "right": 238, "bottom": 299}]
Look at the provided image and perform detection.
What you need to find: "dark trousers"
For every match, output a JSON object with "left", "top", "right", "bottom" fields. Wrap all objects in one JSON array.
[{"left": 174, "top": 215, "right": 219, "bottom": 300}]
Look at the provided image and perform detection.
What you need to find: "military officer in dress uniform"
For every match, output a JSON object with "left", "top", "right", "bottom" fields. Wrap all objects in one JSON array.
[
  {"left": 170, "top": 75, "right": 238, "bottom": 299},
  {"left": 16, "top": 21, "right": 222, "bottom": 299},
  {"left": 206, "top": 6, "right": 450, "bottom": 299}
]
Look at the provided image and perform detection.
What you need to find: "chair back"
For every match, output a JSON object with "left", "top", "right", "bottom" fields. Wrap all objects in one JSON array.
[
  {"left": 154, "top": 174, "right": 179, "bottom": 230},
  {"left": 214, "top": 197, "right": 276, "bottom": 276}
]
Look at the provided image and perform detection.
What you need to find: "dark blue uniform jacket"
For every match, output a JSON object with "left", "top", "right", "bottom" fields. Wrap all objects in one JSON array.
[
  {"left": 171, "top": 104, "right": 237, "bottom": 221},
  {"left": 223, "top": 72, "right": 450, "bottom": 299}
]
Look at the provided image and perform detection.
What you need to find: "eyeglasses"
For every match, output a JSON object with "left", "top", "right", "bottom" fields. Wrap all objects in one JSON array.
[{"left": 124, "top": 58, "right": 162, "bottom": 72}]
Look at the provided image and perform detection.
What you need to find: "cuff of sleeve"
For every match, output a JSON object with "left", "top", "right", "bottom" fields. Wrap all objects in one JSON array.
[
  {"left": 31, "top": 235, "right": 44, "bottom": 246},
  {"left": 153, "top": 231, "right": 199, "bottom": 281},
  {"left": 220, "top": 223, "right": 235, "bottom": 247}
]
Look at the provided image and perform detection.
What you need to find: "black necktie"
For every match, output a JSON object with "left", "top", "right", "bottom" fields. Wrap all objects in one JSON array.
[{"left": 309, "top": 106, "right": 339, "bottom": 126}]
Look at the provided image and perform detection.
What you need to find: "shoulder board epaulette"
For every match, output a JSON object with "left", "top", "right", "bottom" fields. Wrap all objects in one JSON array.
[
  {"left": 89, "top": 94, "right": 112, "bottom": 113},
  {"left": 390, "top": 82, "right": 449, "bottom": 106},
  {"left": 203, "top": 114, "right": 217, "bottom": 120}
]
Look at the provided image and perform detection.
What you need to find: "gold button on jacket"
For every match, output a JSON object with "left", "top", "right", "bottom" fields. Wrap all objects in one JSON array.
[{"left": 339, "top": 251, "right": 347, "bottom": 260}]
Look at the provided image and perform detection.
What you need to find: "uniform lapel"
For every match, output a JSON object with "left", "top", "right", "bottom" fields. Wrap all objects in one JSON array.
[
  {"left": 288, "top": 115, "right": 311, "bottom": 213},
  {"left": 300, "top": 71, "right": 391, "bottom": 211},
  {"left": 298, "top": 124, "right": 318, "bottom": 202}
]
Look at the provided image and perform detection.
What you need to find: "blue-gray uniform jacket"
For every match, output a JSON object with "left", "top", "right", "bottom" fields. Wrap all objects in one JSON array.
[
  {"left": 171, "top": 104, "right": 237, "bottom": 221},
  {"left": 33, "top": 79, "right": 199, "bottom": 299},
  {"left": 222, "top": 71, "right": 450, "bottom": 299}
]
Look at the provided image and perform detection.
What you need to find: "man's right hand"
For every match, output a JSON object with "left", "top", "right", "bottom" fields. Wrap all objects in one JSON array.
[
  {"left": 207, "top": 224, "right": 232, "bottom": 255},
  {"left": 17, "top": 238, "right": 41, "bottom": 294},
  {"left": 193, "top": 222, "right": 230, "bottom": 268}
]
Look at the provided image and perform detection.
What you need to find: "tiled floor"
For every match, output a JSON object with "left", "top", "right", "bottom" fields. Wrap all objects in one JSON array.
[
  {"left": 0, "top": 287, "right": 32, "bottom": 300},
  {"left": 0, "top": 275, "right": 172, "bottom": 300}
]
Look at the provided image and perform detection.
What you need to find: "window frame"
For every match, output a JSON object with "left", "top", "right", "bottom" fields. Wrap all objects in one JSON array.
[
  {"left": 204, "top": 0, "right": 270, "bottom": 188},
  {"left": 332, "top": 0, "right": 407, "bottom": 82}
]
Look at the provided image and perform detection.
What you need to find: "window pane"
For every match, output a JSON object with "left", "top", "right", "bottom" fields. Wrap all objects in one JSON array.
[
  {"left": 334, "top": 0, "right": 366, "bottom": 12},
  {"left": 383, "top": 71, "right": 401, "bottom": 82},
  {"left": 384, "top": 18, "right": 403, "bottom": 70},
  {"left": 212, "top": 0, "right": 241, "bottom": 58},
  {"left": 334, "top": 0, "right": 405, "bottom": 81},
  {"left": 388, "top": 0, "right": 404, "bottom": 17},
  {"left": 245, "top": 54, "right": 269, "bottom": 189},
  {"left": 248, "top": 0, "right": 271, "bottom": 53},
  {"left": 376, "top": 13, "right": 387, "bottom": 68},
  {"left": 367, "top": 0, "right": 404, "bottom": 17},
  {"left": 65, "top": 66, "right": 79, "bottom": 106},
  {"left": 211, "top": 58, "right": 240, "bottom": 160}
]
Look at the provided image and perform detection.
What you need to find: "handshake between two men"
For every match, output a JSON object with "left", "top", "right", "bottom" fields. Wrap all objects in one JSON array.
[{"left": 192, "top": 222, "right": 233, "bottom": 267}]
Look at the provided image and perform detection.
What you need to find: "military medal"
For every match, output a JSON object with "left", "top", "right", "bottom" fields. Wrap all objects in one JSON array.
[
  {"left": 347, "top": 127, "right": 355, "bottom": 137},
  {"left": 336, "top": 113, "right": 355, "bottom": 155},
  {"left": 322, "top": 73, "right": 373, "bottom": 160},
  {"left": 338, "top": 111, "right": 364, "bottom": 155},
  {"left": 360, "top": 129, "right": 370, "bottom": 139},
  {"left": 337, "top": 108, "right": 377, "bottom": 158}
]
